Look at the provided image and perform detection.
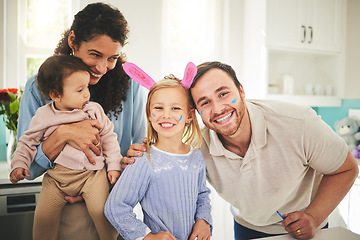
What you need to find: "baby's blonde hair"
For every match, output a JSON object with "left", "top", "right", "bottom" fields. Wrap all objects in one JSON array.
[{"left": 145, "top": 76, "right": 202, "bottom": 158}]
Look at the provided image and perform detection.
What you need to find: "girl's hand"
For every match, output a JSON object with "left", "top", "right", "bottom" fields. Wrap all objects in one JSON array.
[
  {"left": 10, "top": 167, "right": 30, "bottom": 183},
  {"left": 143, "top": 231, "right": 176, "bottom": 240},
  {"left": 108, "top": 170, "right": 121, "bottom": 185},
  {"left": 189, "top": 219, "right": 211, "bottom": 240},
  {"left": 122, "top": 138, "right": 147, "bottom": 169}
]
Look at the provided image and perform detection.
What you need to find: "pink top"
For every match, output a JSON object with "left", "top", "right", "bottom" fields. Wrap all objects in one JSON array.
[{"left": 11, "top": 102, "right": 122, "bottom": 172}]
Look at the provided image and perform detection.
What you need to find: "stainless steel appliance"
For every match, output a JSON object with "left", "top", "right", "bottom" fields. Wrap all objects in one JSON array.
[{"left": 0, "top": 178, "right": 42, "bottom": 240}]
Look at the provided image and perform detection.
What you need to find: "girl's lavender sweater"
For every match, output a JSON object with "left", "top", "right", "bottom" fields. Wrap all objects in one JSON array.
[{"left": 105, "top": 145, "right": 212, "bottom": 240}]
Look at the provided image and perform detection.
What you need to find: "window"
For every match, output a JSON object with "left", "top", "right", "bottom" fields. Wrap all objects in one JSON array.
[
  {"left": 161, "top": 0, "right": 224, "bottom": 77},
  {"left": 1, "top": 0, "right": 77, "bottom": 89},
  {"left": 25, "top": 0, "right": 73, "bottom": 79}
]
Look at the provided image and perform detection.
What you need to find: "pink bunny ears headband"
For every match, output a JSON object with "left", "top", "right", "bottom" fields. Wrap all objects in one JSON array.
[{"left": 123, "top": 62, "right": 197, "bottom": 90}]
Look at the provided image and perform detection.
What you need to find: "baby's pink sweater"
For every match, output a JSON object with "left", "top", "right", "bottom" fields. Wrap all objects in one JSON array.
[{"left": 11, "top": 102, "right": 122, "bottom": 172}]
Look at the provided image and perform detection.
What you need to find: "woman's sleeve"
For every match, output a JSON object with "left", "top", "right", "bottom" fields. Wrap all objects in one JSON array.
[
  {"left": 195, "top": 154, "right": 213, "bottom": 230},
  {"left": 131, "top": 80, "right": 147, "bottom": 144},
  {"left": 17, "top": 76, "right": 53, "bottom": 180},
  {"left": 104, "top": 156, "right": 151, "bottom": 239}
]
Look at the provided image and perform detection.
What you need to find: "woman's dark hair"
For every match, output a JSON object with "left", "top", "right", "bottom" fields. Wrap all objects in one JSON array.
[
  {"left": 54, "top": 2, "right": 130, "bottom": 118},
  {"left": 36, "top": 55, "right": 90, "bottom": 99}
]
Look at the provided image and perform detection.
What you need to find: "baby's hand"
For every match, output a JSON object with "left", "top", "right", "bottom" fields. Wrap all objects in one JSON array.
[
  {"left": 107, "top": 170, "right": 121, "bottom": 185},
  {"left": 144, "top": 231, "right": 176, "bottom": 240},
  {"left": 10, "top": 167, "right": 30, "bottom": 184}
]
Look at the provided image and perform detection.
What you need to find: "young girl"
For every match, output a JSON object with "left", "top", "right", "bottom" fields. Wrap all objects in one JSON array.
[
  {"left": 10, "top": 55, "right": 121, "bottom": 240},
  {"left": 104, "top": 62, "right": 212, "bottom": 240}
]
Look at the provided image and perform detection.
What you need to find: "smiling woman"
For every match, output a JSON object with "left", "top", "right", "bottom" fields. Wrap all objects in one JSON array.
[{"left": 1, "top": 2, "right": 147, "bottom": 240}]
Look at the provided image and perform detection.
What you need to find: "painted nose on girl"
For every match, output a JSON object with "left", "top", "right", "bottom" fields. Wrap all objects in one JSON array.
[{"left": 161, "top": 108, "right": 174, "bottom": 119}]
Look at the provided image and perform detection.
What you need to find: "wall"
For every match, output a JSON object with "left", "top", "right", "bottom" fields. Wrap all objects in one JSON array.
[
  {"left": 0, "top": 0, "right": 4, "bottom": 88},
  {"left": 344, "top": 0, "right": 360, "bottom": 98},
  {"left": 80, "top": 0, "right": 163, "bottom": 79}
]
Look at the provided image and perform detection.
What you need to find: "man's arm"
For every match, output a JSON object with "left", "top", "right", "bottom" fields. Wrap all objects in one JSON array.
[{"left": 283, "top": 150, "right": 359, "bottom": 239}]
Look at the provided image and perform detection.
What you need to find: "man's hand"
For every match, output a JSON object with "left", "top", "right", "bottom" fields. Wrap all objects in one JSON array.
[
  {"left": 189, "top": 219, "right": 211, "bottom": 240},
  {"left": 282, "top": 211, "right": 316, "bottom": 239},
  {"left": 10, "top": 167, "right": 30, "bottom": 183},
  {"left": 108, "top": 170, "right": 121, "bottom": 185},
  {"left": 122, "top": 138, "right": 147, "bottom": 170},
  {"left": 143, "top": 231, "right": 176, "bottom": 240}
]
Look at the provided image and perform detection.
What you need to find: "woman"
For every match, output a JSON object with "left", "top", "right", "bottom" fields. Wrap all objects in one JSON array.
[{"left": 17, "top": 3, "right": 146, "bottom": 239}]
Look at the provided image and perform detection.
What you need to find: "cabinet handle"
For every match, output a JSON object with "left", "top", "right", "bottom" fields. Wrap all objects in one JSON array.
[
  {"left": 308, "top": 26, "right": 313, "bottom": 43},
  {"left": 301, "top": 25, "right": 306, "bottom": 43}
]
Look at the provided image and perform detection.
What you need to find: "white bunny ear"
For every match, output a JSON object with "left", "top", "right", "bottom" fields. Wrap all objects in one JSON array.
[
  {"left": 180, "top": 62, "right": 197, "bottom": 89},
  {"left": 123, "top": 62, "right": 156, "bottom": 90}
]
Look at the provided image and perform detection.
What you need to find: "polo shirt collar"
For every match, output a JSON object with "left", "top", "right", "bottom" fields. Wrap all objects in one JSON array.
[{"left": 247, "top": 101, "right": 267, "bottom": 150}]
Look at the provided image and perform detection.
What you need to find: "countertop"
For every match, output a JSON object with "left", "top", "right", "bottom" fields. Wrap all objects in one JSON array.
[
  {"left": 0, "top": 161, "right": 43, "bottom": 185},
  {"left": 260, "top": 227, "right": 360, "bottom": 240}
]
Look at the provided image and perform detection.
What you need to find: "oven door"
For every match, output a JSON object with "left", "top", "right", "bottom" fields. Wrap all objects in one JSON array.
[{"left": 0, "top": 181, "right": 42, "bottom": 240}]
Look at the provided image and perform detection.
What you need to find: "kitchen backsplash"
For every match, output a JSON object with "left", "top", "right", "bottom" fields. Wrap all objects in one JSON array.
[
  {"left": 0, "top": 117, "right": 6, "bottom": 161},
  {"left": 314, "top": 99, "right": 360, "bottom": 130}
]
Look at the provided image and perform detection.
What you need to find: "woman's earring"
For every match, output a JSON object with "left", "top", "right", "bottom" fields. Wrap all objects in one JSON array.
[{"left": 70, "top": 48, "right": 75, "bottom": 56}]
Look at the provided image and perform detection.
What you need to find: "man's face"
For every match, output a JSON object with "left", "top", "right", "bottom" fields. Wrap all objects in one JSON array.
[{"left": 191, "top": 68, "right": 246, "bottom": 137}]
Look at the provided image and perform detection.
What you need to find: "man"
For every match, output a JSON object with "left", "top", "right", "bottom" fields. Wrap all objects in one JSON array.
[{"left": 126, "top": 61, "right": 358, "bottom": 240}]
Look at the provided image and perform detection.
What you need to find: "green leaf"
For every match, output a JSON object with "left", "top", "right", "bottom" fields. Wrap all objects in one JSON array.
[
  {"left": 10, "top": 101, "right": 20, "bottom": 114},
  {"left": 8, "top": 92, "right": 16, "bottom": 101}
]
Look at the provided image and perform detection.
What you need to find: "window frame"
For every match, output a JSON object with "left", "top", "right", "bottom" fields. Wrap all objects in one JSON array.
[{"left": 0, "top": 0, "right": 79, "bottom": 89}]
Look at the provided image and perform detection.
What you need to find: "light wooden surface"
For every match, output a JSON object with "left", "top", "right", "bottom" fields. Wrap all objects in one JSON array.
[{"left": 260, "top": 227, "right": 360, "bottom": 240}]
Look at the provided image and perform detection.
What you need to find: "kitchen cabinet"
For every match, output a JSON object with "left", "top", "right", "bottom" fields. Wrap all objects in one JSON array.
[
  {"left": 241, "top": 0, "right": 346, "bottom": 107},
  {"left": 267, "top": 0, "right": 342, "bottom": 53}
]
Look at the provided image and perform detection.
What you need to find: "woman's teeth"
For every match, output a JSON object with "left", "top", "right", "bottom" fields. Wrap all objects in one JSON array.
[
  {"left": 91, "top": 72, "right": 102, "bottom": 78},
  {"left": 215, "top": 112, "right": 232, "bottom": 123}
]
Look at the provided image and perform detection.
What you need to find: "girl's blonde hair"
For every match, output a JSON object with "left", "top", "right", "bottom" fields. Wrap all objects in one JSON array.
[{"left": 145, "top": 75, "right": 202, "bottom": 157}]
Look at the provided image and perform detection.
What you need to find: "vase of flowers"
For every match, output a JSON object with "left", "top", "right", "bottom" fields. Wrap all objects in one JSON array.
[{"left": 0, "top": 88, "right": 21, "bottom": 165}]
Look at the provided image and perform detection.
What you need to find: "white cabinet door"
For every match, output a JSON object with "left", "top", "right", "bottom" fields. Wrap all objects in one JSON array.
[
  {"left": 267, "top": 0, "right": 305, "bottom": 49},
  {"left": 308, "top": 0, "right": 341, "bottom": 51},
  {"left": 266, "top": 0, "right": 343, "bottom": 52}
]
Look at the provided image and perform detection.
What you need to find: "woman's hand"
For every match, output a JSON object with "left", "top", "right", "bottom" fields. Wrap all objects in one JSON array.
[
  {"left": 108, "top": 170, "right": 121, "bottom": 185},
  {"left": 42, "top": 119, "right": 102, "bottom": 164},
  {"left": 189, "top": 219, "right": 211, "bottom": 240},
  {"left": 143, "top": 231, "right": 176, "bottom": 240},
  {"left": 64, "top": 195, "right": 84, "bottom": 204},
  {"left": 122, "top": 138, "right": 147, "bottom": 170}
]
